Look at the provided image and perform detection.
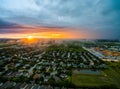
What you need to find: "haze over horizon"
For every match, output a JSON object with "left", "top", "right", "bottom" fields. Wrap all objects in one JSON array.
[{"left": 0, "top": 0, "right": 120, "bottom": 39}]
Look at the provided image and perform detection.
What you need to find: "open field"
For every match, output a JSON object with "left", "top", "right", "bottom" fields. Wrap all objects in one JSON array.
[
  {"left": 0, "top": 43, "right": 17, "bottom": 48},
  {"left": 72, "top": 71, "right": 113, "bottom": 87},
  {"left": 103, "top": 62, "right": 120, "bottom": 89},
  {"left": 72, "top": 62, "right": 120, "bottom": 88}
]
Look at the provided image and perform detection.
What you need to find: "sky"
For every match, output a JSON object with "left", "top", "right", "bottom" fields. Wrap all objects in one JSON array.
[{"left": 0, "top": 0, "right": 120, "bottom": 39}]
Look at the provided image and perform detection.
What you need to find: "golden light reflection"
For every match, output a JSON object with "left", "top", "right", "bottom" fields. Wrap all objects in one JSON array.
[
  {"left": 28, "top": 32, "right": 66, "bottom": 39},
  {"left": 0, "top": 27, "right": 92, "bottom": 40},
  {"left": 51, "top": 33, "right": 62, "bottom": 38},
  {"left": 22, "top": 36, "right": 37, "bottom": 44},
  {"left": 27, "top": 36, "right": 33, "bottom": 39}
]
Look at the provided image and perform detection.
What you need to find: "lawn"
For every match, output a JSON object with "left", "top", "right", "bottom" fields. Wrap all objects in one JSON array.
[
  {"left": 72, "top": 62, "right": 120, "bottom": 88},
  {"left": 72, "top": 72, "right": 114, "bottom": 88},
  {"left": 103, "top": 62, "right": 120, "bottom": 89},
  {"left": 0, "top": 43, "right": 16, "bottom": 48}
]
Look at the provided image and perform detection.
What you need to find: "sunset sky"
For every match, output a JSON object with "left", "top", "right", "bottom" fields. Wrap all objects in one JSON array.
[{"left": 0, "top": 0, "right": 120, "bottom": 39}]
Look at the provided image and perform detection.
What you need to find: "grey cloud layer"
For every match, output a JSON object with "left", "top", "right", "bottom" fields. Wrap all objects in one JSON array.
[{"left": 0, "top": 0, "right": 120, "bottom": 39}]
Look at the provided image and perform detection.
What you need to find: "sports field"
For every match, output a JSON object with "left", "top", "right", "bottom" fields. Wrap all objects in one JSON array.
[{"left": 72, "top": 62, "right": 120, "bottom": 88}]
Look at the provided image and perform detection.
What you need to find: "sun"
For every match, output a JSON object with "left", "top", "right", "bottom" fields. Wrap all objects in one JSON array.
[
  {"left": 27, "top": 36, "right": 33, "bottom": 39},
  {"left": 24, "top": 36, "right": 36, "bottom": 43}
]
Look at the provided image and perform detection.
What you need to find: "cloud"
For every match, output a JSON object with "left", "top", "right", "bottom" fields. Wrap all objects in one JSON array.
[
  {"left": 0, "top": 0, "right": 120, "bottom": 39},
  {"left": 0, "top": 19, "right": 68, "bottom": 34}
]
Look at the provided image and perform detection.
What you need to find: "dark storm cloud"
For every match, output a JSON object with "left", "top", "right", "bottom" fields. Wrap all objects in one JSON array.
[{"left": 0, "top": 0, "right": 120, "bottom": 39}]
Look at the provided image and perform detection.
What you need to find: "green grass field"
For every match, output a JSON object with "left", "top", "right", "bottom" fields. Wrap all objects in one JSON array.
[
  {"left": 103, "top": 62, "right": 120, "bottom": 89},
  {"left": 0, "top": 43, "right": 17, "bottom": 48},
  {"left": 72, "top": 72, "right": 114, "bottom": 87},
  {"left": 72, "top": 62, "right": 120, "bottom": 88}
]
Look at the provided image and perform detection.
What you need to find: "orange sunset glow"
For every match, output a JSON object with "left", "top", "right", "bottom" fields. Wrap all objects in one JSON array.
[
  {"left": 20, "top": 32, "right": 67, "bottom": 44},
  {"left": 25, "top": 32, "right": 66, "bottom": 39},
  {"left": 0, "top": 23, "right": 98, "bottom": 40},
  {"left": 0, "top": 26, "right": 94, "bottom": 40},
  {"left": 27, "top": 36, "right": 33, "bottom": 39}
]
